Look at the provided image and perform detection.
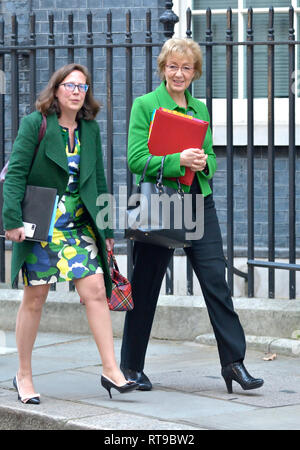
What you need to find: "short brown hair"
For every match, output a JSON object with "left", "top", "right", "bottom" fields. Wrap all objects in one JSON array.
[
  {"left": 157, "top": 38, "right": 203, "bottom": 81},
  {"left": 35, "top": 63, "right": 100, "bottom": 120}
]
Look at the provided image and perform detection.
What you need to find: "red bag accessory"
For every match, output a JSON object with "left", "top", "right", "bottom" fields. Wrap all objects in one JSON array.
[{"left": 107, "top": 251, "right": 134, "bottom": 312}]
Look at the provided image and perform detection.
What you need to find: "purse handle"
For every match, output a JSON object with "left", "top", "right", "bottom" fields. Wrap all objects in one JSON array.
[
  {"left": 156, "top": 156, "right": 183, "bottom": 195},
  {"left": 107, "top": 249, "right": 119, "bottom": 271},
  {"left": 138, "top": 155, "right": 153, "bottom": 186},
  {"left": 138, "top": 154, "right": 183, "bottom": 194}
]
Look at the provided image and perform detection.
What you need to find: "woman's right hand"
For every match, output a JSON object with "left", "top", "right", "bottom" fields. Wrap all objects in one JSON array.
[{"left": 5, "top": 227, "right": 26, "bottom": 242}]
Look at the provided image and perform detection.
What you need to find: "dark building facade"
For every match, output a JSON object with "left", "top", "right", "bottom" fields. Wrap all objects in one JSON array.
[{"left": 1, "top": 0, "right": 300, "bottom": 298}]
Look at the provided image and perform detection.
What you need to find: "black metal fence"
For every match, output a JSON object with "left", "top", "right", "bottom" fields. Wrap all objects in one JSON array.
[{"left": 0, "top": 4, "right": 300, "bottom": 299}]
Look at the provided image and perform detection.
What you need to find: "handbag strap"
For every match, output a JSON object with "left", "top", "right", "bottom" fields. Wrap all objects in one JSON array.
[
  {"left": 139, "top": 154, "right": 183, "bottom": 194},
  {"left": 156, "top": 155, "right": 183, "bottom": 194},
  {"left": 107, "top": 249, "right": 119, "bottom": 271},
  {"left": 138, "top": 155, "right": 154, "bottom": 186}
]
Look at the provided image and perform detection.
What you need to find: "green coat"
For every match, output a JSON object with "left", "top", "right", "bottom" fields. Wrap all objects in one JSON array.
[
  {"left": 2, "top": 111, "right": 113, "bottom": 296},
  {"left": 128, "top": 81, "right": 217, "bottom": 195}
]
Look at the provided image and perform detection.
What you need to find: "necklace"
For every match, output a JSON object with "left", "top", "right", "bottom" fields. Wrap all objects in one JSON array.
[{"left": 59, "top": 121, "right": 77, "bottom": 130}]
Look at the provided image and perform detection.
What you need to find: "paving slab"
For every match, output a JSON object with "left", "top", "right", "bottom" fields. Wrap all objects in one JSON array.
[
  {"left": 0, "top": 332, "right": 299, "bottom": 430},
  {"left": 82, "top": 388, "right": 257, "bottom": 429},
  {"left": 197, "top": 404, "right": 300, "bottom": 430}
]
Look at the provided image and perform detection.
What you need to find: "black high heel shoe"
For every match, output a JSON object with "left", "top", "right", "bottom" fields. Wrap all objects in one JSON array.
[
  {"left": 13, "top": 375, "right": 40, "bottom": 404},
  {"left": 221, "top": 362, "right": 264, "bottom": 394},
  {"left": 121, "top": 367, "right": 152, "bottom": 391},
  {"left": 101, "top": 375, "right": 138, "bottom": 399}
]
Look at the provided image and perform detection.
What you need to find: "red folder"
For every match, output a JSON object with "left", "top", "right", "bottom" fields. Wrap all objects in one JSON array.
[{"left": 148, "top": 108, "right": 209, "bottom": 185}]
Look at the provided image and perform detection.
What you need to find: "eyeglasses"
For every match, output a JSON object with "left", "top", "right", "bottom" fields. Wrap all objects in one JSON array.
[
  {"left": 165, "top": 64, "right": 194, "bottom": 75},
  {"left": 59, "top": 82, "right": 89, "bottom": 93}
]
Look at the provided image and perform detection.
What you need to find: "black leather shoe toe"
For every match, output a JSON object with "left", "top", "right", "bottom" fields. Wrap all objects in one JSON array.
[{"left": 121, "top": 368, "right": 152, "bottom": 391}]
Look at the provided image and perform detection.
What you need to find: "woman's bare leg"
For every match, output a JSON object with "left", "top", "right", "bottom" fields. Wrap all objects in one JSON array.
[
  {"left": 16, "top": 284, "right": 50, "bottom": 396},
  {"left": 74, "top": 274, "right": 127, "bottom": 386}
]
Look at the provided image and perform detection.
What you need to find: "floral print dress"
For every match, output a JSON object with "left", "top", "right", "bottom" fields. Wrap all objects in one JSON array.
[{"left": 22, "top": 126, "right": 103, "bottom": 286}]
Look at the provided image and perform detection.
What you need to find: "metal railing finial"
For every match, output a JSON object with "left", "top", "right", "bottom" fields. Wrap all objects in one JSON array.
[{"left": 159, "top": 1, "right": 179, "bottom": 40}]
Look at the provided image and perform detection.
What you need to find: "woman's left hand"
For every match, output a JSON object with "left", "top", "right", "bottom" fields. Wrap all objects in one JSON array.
[
  {"left": 105, "top": 238, "right": 114, "bottom": 253},
  {"left": 190, "top": 149, "right": 208, "bottom": 172}
]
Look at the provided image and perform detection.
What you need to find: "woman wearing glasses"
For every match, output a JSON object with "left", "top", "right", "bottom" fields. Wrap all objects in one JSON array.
[
  {"left": 2, "top": 63, "right": 137, "bottom": 403},
  {"left": 121, "top": 38, "right": 264, "bottom": 394}
]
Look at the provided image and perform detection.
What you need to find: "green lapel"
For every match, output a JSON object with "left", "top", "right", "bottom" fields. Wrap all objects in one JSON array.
[
  {"left": 43, "top": 115, "right": 97, "bottom": 187},
  {"left": 79, "top": 119, "right": 97, "bottom": 188},
  {"left": 43, "top": 113, "right": 68, "bottom": 173}
]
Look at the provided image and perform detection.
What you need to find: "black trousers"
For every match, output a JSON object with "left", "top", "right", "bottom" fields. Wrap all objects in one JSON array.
[{"left": 120, "top": 193, "right": 246, "bottom": 370}]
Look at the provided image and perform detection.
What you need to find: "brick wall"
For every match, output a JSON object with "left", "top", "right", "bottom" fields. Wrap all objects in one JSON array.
[{"left": 214, "top": 146, "right": 300, "bottom": 256}]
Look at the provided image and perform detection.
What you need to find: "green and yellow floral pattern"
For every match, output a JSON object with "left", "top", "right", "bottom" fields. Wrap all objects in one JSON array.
[{"left": 22, "top": 126, "right": 103, "bottom": 286}]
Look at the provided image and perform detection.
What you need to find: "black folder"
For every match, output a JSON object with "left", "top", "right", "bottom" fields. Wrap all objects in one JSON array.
[{"left": 0, "top": 184, "right": 58, "bottom": 242}]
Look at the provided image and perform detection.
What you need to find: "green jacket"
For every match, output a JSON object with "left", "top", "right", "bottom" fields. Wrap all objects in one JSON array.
[
  {"left": 2, "top": 111, "right": 113, "bottom": 296},
  {"left": 128, "top": 81, "right": 217, "bottom": 195}
]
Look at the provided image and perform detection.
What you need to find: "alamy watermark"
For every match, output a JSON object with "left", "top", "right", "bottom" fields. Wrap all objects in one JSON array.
[
  {"left": 95, "top": 185, "right": 204, "bottom": 241},
  {"left": 0, "top": 70, "right": 6, "bottom": 94}
]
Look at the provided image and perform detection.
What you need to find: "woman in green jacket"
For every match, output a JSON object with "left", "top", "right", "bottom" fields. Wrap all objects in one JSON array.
[
  {"left": 121, "top": 38, "right": 264, "bottom": 394},
  {"left": 2, "top": 63, "right": 137, "bottom": 403}
]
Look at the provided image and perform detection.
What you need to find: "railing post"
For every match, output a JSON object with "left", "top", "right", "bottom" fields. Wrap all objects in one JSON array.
[
  {"left": 268, "top": 7, "right": 275, "bottom": 298},
  {"left": 0, "top": 17, "right": 4, "bottom": 170},
  {"left": 145, "top": 9, "right": 152, "bottom": 94},
  {"left": 106, "top": 10, "right": 113, "bottom": 196},
  {"left": 86, "top": 11, "right": 94, "bottom": 92},
  {"left": 48, "top": 12, "right": 56, "bottom": 292},
  {"left": 288, "top": 6, "right": 296, "bottom": 299},
  {"left": 226, "top": 8, "right": 234, "bottom": 295},
  {"left": 126, "top": 10, "right": 133, "bottom": 280},
  {"left": 68, "top": 12, "right": 74, "bottom": 64},
  {"left": 159, "top": 1, "right": 179, "bottom": 39},
  {"left": 205, "top": 8, "right": 213, "bottom": 129},
  {"left": 29, "top": 13, "right": 36, "bottom": 112},
  {"left": 0, "top": 17, "right": 5, "bottom": 284},
  {"left": 247, "top": 8, "right": 254, "bottom": 298},
  {"left": 48, "top": 13, "right": 55, "bottom": 76},
  {"left": 11, "top": 14, "right": 19, "bottom": 141}
]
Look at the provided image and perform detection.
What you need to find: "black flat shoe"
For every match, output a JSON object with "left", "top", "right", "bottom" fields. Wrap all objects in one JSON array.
[
  {"left": 221, "top": 362, "right": 264, "bottom": 394},
  {"left": 101, "top": 375, "right": 138, "bottom": 399},
  {"left": 121, "top": 368, "right": 152, "bottom": 391},
  {"left": 13, "top": 376, "right": 40, "bottom": 404}
]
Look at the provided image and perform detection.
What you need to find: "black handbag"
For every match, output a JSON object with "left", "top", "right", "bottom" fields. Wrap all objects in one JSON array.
[{"left": 125, "top": 155, "right": 203, "bottom": 248}]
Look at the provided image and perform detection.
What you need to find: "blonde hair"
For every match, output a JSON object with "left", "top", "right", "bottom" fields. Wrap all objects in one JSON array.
[{"left": 157, "top": 38, "right": 203, "bottom": 81}]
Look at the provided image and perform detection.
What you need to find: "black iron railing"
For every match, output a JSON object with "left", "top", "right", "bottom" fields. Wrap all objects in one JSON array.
[{"left": 0, "top": 2, "right": 300, "bottom": 298}]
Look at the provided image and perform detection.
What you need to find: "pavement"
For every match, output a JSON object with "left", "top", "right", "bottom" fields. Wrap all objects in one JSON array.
[
  {"left": 0, "top": 330, "right": 300, "bottom": 431},
  {"left": 1, "top": 287, "right": 300, "bottom": 432}
]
